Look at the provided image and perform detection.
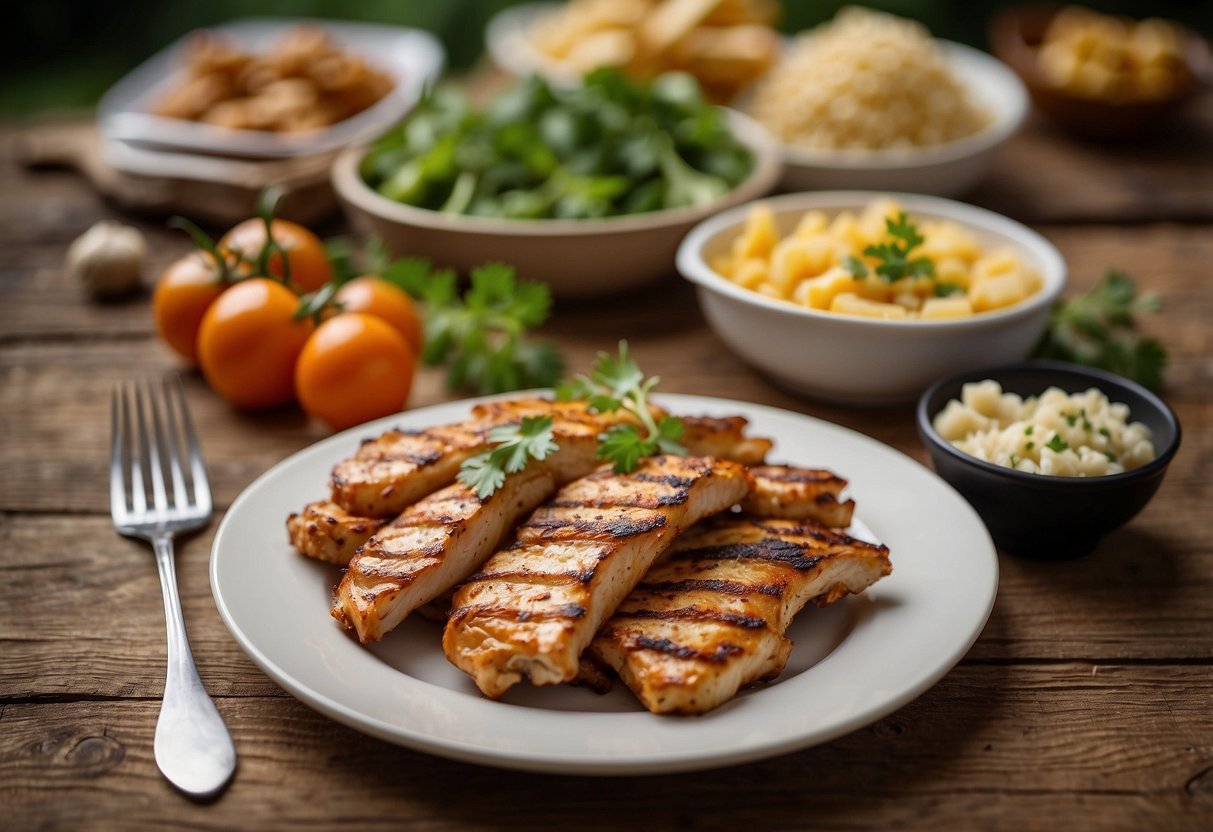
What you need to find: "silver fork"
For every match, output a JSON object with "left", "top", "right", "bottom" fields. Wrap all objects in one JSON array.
[{"left": 110, "top": 377, "right": 236, "bottom": 798}]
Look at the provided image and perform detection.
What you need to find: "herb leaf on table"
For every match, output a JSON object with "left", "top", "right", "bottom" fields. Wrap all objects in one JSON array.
[{"left": 1031, "top": 270, "right": 1167, "bottom": 390}]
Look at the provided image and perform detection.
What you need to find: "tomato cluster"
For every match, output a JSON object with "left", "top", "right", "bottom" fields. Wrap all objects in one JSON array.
[{"left": 152, "top": 217, "right": 420, "bottom": 431}]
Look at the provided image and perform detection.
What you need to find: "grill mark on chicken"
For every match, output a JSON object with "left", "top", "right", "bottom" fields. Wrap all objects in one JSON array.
[
  {"left": 641, "top": 577, "right": 786, "bottom": 598},
  {"left": 590, "top": 514, "right": 891, "bottom": 714},
  {"left": 523, "top": 512, "right": 669, "bottom": 539},
  {"left": 612, "top": 606, "right": 768, "bottom": 629},
  {"left": 443, "top": 455, "right": 753, "bottom": 699},
  {"left": 631, "top": 635, "right": 745, "bottom": 663},
  {"left": 516, "top": 603, "right": 587, "bottom": 622},
  {"left": 689, "top": 540, "right": 825, "bottom": 572}
]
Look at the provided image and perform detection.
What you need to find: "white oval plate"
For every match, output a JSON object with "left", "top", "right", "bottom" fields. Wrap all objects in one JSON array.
[{"left": 210, "top": 394, "right": 997, "bottom": 774}]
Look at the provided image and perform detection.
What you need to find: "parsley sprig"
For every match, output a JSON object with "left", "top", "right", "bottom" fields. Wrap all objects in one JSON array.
[
  {"left": 556, "top": 341, "right": 686, "bottom": 473},
  {"left": 458, "top": 416, "right": 558, "bottom": 499},
  {"left": 1030, "top": 270, "right": 1167, "bottom": 391},
  {"left": 844, "top": 212, "right": 936, "bottom": 283},
  {"left": 387, "top": 259, "right": 565, "bottom": 395}
]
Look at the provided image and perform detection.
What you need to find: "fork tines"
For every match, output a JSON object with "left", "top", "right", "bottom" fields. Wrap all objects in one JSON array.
[{"left": 110, "top": 377, "right": 211, "bottom": 525}]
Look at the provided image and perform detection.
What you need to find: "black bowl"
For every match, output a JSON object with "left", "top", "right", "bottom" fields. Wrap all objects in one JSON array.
[{"left": 916, "top": 361, "right": 1181, "bottom": 559}]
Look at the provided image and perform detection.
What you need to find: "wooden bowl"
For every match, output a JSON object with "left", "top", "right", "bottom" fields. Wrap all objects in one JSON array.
[{"left": 989, "top": 4, "right": 1211, "bottom": 140}]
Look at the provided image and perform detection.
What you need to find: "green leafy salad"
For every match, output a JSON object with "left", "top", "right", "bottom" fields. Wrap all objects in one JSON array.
[{"left": 360, "top": 69, "right": 755, "bottom": 220}]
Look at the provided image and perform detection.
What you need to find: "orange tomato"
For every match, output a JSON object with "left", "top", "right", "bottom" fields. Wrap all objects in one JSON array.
[
  {"left": 196, "top": 278, "right": 313, "bottom": 410},
  {"left": 294, "top": 313, "right": 415, "bottom": 431},
  {"left": 333, "top": 276, "right": 424, "bottom": 354},
  {"left": 219, "top": 218, "right": 333, "bottom": 293},
  {"left": 152, "top": 252, "right": 227, "bottom": 363}
]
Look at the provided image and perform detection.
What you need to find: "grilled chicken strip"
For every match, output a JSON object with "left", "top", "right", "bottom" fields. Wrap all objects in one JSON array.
[
  {"left": 590, "top": 516, "right": 891, "bottom": 715},
  {"left": 740, "top": 465, "right": 854, "bottom": 528},
  {"left": 329, "top": 398, "right": 605, "bottom": 518},
  {"left": 332, "top": 418, "right": 772, "bottom": 641},
  {"left": 286, "top": 501, "right": 387, "bottom": 565},
  {"left": 332, "top": 471, "right": 557, "bottom": 642},
  {"left": 329, "top": 399, "right": 773, "bottom": 519},
  {"left": 443, "top": 455, "right": 752, "bottom": 699}
]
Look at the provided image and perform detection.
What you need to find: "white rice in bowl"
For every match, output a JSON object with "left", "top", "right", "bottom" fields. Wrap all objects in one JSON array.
[{"left": 932, "top": 380, "right": 1156, "bottom": 476}]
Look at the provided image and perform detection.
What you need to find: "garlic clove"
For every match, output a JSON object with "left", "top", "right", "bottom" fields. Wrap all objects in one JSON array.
[{"left": 66, "top": 220, "right": 148, "bottom": 300}]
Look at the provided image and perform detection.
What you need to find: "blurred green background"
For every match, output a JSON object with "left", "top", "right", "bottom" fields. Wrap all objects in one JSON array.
[{"left": 3, "top": 0, "right": 1210, "bottom": 118}]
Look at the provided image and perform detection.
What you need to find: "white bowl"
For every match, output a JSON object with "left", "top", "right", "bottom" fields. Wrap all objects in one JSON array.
[
  {"left": 332, "top": 110, "right": 782, "bottom": 300},
  {"left": 98, "top": 18, "right": 445, "bottom": 159},
  {"left": 485, "top": 3, "right": 581, "bottom": 88},
  {"left": 676, "top": 191, "right": 1067, "bottom": 405},
  {"left": 762, "top": 41, "right": 1028, "bottom": 197}
]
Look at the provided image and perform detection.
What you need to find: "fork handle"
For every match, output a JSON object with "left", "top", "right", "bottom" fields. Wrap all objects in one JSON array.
[{"left": 151, "top": 533, "right": 237, "bottom": 798}]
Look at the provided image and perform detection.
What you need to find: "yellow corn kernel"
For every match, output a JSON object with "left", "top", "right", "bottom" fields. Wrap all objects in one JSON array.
[
  {"left": 973, "top": 248, "right": 1022, "bottom": 281},
  {"left": 970, "top": 273, "right": 1026, "bottom": 311},
  {"left": 921, "top": 223, "right": 983, "bottom": 262},
  {"left": 754, "top": 281, "right": 784, "bottom": 300},
  {"left": 858, "top": 197, "right": 904, "bottom": 241},
  {"left": 792, "top": 267, "right": 860, "bottom": 310},
  {"left": 854, "top": 276, "right": 893, "bottom": 302},
  {"left": 920, "top": 296, "right": 975, "bottom": 319},
  {"left": 828, "top": 211, "right": 863, "bottom": 250},
  {"left": 768, "top": 239, "right": 808, "bottom": 293},
  {"left": 732, "top": 258, "right": 769, "bottom": 290},
  {"left": 935, "top": 256, "right": 971, "bottom": 288},
  {"left": 710, "top": 254, "right": 734, "bottom": 277},
  {"left": 830, "top": 292, "right": 909, "bottom": 320},
  {"left": 890, "top": 276, "right": 935, "bottom": 298},
  {"left": 733, "top": 203, "right": 778, "bottom": 259},
  {"left": 793, "top": 210, "right": 829, "bottom": 240}
]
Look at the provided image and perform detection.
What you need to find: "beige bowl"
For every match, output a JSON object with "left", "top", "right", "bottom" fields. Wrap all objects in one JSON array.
[{"left": 331, "top": 111, "right": 782, "bottom": 299}]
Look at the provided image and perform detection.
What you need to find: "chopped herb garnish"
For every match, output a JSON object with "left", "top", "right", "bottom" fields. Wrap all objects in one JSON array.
[
  {"left": 843, "top": 255, "right": 869, "bottom": 279},
  {"left": 556, "top": 341, "right": 686, "bottom": 474},
  {"left": 1024, "top": 425, "right": 1035, "bottom": 436},
  {"left": 1009, "top": 453, "right": 1018, "bottom": 467},
  {"left": 1081, "top": 409, "right": 1093, "bottom": 431},
  {"left": 861, "top": 212, "right": 936, "bottom": 283},
  {"left": 1046, "top": 435, "right": 1070, "bottom": 453},
  {"left": 933, "top": 282, "right": 964, "bottom": 297},
  {"left": 457, "top": 416, "right": 558, "bottom": 498},
  {"left": 1065, "top": 412, "right": 1078, "bottom": 427},
  {"left": 1100, "top": 426, "right": 1112, "bottom": 439},
  {"left": 1025, "top": 441, "right": 1035, "bottom": 451},
  {"left": 1105, "top": 451, "right": 1118, "bottom": 462}
]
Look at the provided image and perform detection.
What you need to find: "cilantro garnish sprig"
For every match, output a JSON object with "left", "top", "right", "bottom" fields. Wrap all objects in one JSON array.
[
  {"left": 844, "top": 212, "right": 936, "bottom": 283},
  {"left": 458, "top": 416, "right": 558, "bottom": 499},
  {"left": 556, "top": 341, "right": 686, "bottom": 474},
  {"left": 386, "top": 258, "right": 565, "bottom": 395}
]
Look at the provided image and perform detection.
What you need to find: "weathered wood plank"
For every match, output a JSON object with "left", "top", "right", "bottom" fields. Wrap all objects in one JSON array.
[
  {"left": 2, "top": 666, "right": 1212, "bottom": 830},
  {"left": 2, "top": 223, "right": 1210, "bottom": 515},
  {"left": 4, "top": 502, "right": 1213, "bottom": 707}
]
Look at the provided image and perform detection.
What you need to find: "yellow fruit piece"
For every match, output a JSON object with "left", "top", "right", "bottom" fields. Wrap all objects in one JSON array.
[
  {"left": 732, "top": 258, "right": 769, "bottom": 290},
  {"left": 733, "top": 202, "right": 778, "bottom": 259},
  {"left": 920, "top": 296, "right": 975, "bottom": 319},
  {"left": 970, "top": 273, "right": 1026, "bottom": 312},
  {"left": 792, "top": 267, "right": 860, "bottom": 309},
  {"left": 830, "top": 292, "right": 909, "bottom": 320}
]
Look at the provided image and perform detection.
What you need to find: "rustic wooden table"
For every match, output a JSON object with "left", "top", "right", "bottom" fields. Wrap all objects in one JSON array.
[{"left": 2, "top": 102, "right": 1212, "bottom": 831}]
